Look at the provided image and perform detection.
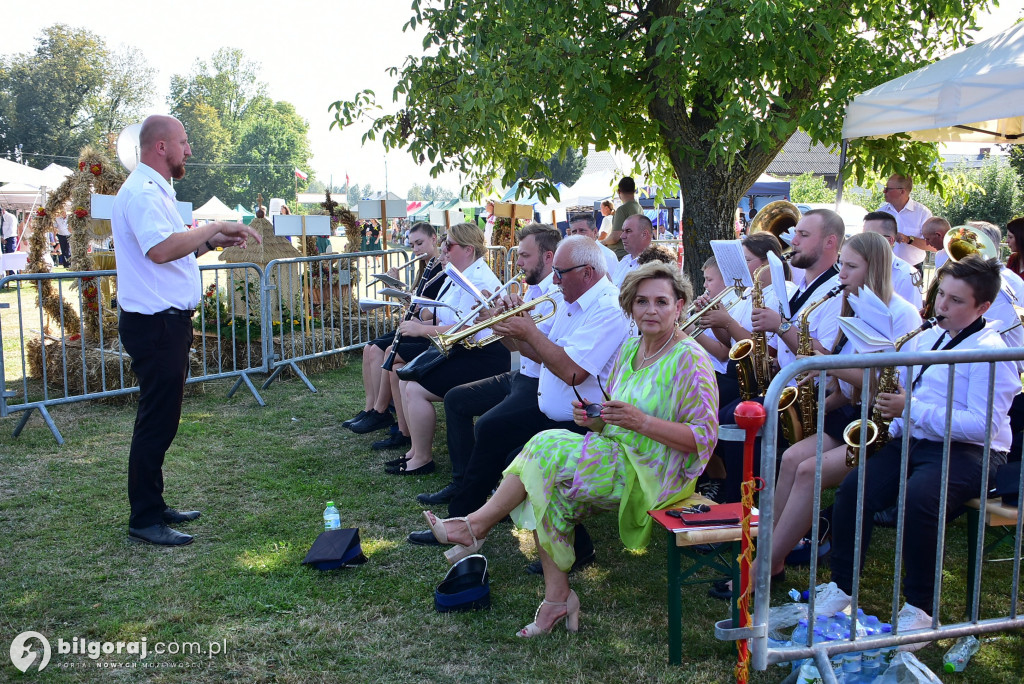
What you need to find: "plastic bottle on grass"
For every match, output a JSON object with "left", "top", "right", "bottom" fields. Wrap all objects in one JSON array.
[
  {"left": 791, "top": 619, "right": 809, "bottom": 671},
  {"left": 323, "top": 501, "right": 341, "bottom": 530},
  {"left": 943, "top": 635, "right": 980, "bottom": 673}
]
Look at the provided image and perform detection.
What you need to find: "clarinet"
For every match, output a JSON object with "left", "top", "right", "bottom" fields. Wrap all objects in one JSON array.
[{"left": 382, "top": 256, "right": 442, "bottom": 371}]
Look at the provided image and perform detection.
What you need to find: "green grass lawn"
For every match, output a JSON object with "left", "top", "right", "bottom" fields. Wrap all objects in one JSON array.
[{"left": 1, "top": 356, "right": 1022, "bottom": 682}]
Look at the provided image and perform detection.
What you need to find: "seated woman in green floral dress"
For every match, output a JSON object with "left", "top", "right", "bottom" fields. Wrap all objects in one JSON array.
[{"left": 425, "top": 261, "right": 719, "bottom": 637}]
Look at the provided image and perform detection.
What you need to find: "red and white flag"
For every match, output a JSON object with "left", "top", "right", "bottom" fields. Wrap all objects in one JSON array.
[{"left": 294, "top": 168, "right": 308, "bottom": 181}]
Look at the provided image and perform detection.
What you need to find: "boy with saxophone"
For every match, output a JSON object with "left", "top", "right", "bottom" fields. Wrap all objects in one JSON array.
[{"left": 828, "top": 255, "right": 1019, "bottom": 648}]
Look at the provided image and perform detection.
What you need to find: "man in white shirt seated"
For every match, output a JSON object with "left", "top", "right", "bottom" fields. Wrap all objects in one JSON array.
[
  {"left": 922, "top": 216, "right": 951, "bottom": 269},
  {"left": 861, "top": 211, "right": 923, "bottom": 308},
  {"left": 566, "top": 215, "right": 618, "bottom": 275},
  {"left": 611, "top": 214, "right": 653, "bottom": 287}
]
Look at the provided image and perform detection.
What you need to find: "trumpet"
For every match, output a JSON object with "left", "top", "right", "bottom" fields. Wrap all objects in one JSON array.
[
  {"left": 430, "top": 294, "right": 557, "bottom": 355},
  {"left": 680, "top": 280, "right": 748, "bottom": 335},
  {"left": 444, "top": 271, "right": 527, "bottom": 333}
]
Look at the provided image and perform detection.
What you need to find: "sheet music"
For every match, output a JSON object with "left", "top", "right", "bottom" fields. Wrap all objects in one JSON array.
[
  {"left": 847, "top": 286, "right": 894, "bottom": 340},
  {"left": 371, "top": 273, "right": 406, "bottom": 289},
  {"left": 767, "top": 251, "right": 791, "bottom": 319},
  {"left": 411, "top": 296, "right": 455, "bottom": 310},
  {"left": 379, "top": 287, "right": 411, "bottom": 300},
  {"left": 838, "top": 317, "right": 894, "bottom": 353},
  {"left": 358, "top": 299, "right": 402, "bottom": 313},
  {"left": 710, "top": 240, "right": 754, "bottom": 289},
  {"left": 444, "top": 264, "right": 487, "bottom": 304}
]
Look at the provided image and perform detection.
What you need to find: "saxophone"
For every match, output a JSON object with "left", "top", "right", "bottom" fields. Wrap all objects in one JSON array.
[
  {"left": 729, "top": 259, "right": 801, "bottom": 444},
  {"left": 730, "top": 264, "right": 772, "bottom": 399},
  {"left": 795, "top": 284, "right": 846, "bottom": 439},
  {"left": 843, "top": 315, "right": 946, "bottom": 467}
]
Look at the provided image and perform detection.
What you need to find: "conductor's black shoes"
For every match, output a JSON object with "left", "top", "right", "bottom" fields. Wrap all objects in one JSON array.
[{"left": 128, "top": 524, "right": 194, "bottom": 546}]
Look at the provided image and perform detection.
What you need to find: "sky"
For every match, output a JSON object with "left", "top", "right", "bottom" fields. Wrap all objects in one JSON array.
[{"left": 4, "top": 0, "right": 1023, "bottom": 197}]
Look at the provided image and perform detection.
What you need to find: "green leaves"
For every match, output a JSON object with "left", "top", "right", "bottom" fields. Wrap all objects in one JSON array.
[{"left": 327, "top": 0, "right": 995, "bottom": 279}]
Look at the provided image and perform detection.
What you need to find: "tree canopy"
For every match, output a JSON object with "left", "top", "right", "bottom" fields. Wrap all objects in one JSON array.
[
  {"left": 167, "top": 48, "right": 312, "bottom": 207},
  {"left": 0, "top": 24, "right": 155, "bottom": 165},
  {"left": 332, "top": 0, "right": 995, "bottom": 281}
]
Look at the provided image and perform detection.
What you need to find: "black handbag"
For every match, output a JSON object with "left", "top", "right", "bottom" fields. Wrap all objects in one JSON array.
[{"left": 396, "top": 347, "right": 446, "bottom": 381}]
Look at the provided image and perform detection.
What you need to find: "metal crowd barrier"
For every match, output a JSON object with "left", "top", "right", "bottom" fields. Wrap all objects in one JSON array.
[
  {"left": 0, "top": 263, "right": 268, "bottom": 444},
  {"left": 485, "top": 245, "right": 510, "bottom": 281},
  {"left": 723, "top": 348, "right": 1024, "bottom": 679},
  {"left": 259, "top": 249, "right": 412, "bottom": 393}
]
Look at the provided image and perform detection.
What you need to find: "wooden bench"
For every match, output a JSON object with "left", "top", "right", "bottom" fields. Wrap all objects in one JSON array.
[
  {"left": 665, "top": 518, "right": 759, "bottom": 664},
  {"left": 964, "top": 497, "right": 1020, "bottom": 615}
]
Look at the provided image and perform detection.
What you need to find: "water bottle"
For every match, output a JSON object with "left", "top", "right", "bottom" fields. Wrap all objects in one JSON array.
[
  {"left": 797, "top": 658, "right": 824, "bottom": 684},
  {"left": 943, "top": 634, "right": 981, "bottom": 673},
  {"left": 841, "top": 652, "right": 864, "bottom": 683},
  {"left": 851, "top": 608, "right": 870, "bottom": 638},
  {"left": 323, "top": 501, "right": 341, "bottom": 531},
  {"left": 791, "top": 619, "right": 810, "bottom": 671},
  {"left": 861, "top": 648, "right": 882, "bottom": 681}
]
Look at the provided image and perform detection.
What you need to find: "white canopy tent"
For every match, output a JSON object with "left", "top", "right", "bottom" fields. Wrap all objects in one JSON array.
[
  {"left": 842, "top": 22, "right": 1024, "bottom": 143},
  {"left": 192, "top": 196, "right": 241, "bottom": 222},
  {"left": 0, "top": 183, "right": 44, "bottom": 210},
  {"left": 0, "top": 158, "right": 47, "bottom": 186}
]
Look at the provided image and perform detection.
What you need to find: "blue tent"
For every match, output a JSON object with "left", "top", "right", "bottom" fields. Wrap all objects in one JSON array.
[{"left": 739, "top": 174, "right": 791, "bottom": 216}]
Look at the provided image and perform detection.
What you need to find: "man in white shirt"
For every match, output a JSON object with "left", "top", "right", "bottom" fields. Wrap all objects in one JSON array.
[
  {"left": 752, "top": 208, "right": 843, "bottom": 371},
  {"left": 861, "top": 211, "right": 923, "bottom": 308},
  {"left": 922, "top": 216, "right": 951, "bottom": 269},
  {"left": 54, "top": 214, "right": 71, "bottom": 267},
  {"left": 878, "top": 174, "right": 934, "bottom": 271},
  {"left": 113, "top": 115, "right": 260, "bottom": 547},
  {"left": 611, "top": 214, "right": 653, "bottom": 287},
  {"left": 566, "top": 215, "right": 618, "bottom": 274},
  {"left": 1, "top": 207, "right": 18, "bottom": 277}
]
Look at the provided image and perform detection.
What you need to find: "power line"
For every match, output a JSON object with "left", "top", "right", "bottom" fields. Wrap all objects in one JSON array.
[{"left": 18, "top": 151, "right": 304, "bottom": 169}]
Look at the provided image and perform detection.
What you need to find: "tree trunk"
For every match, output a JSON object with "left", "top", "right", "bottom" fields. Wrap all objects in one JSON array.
[{"left": 675, "top": 170, "right": 750, "bottom": 289}]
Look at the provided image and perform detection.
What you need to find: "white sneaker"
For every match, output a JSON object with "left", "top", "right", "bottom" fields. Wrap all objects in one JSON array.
[
  {"left": 896, "top": 602, "right": 935, "bottom": 651},
  {"left": 812, "top": 582, "right": 852, "bottom": 615}
]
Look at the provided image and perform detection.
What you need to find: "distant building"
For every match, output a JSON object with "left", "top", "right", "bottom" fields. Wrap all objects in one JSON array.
[{"left": 766, "top": 130, "right": 842, "bottom": 189}]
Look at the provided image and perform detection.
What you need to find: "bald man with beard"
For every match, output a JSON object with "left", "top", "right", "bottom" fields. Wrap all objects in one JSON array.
[{"left": 113, "top": 115, "right": 261, "bottom": 547}]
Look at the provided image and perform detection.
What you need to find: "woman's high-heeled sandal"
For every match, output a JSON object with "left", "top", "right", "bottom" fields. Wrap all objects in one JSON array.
[
  {"left": 423, "top": 511, "right": 486, "bottom": 564},
  {"left": 517, "top": 590, "right": 580, "bottom": 638}
]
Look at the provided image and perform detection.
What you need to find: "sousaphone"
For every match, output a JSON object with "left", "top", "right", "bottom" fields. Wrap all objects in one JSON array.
[
  {"left": 747, "top": 200, "right": 802, "bottom": 240},
  {"left": 943, "top": 225, "right": 998, "bottom": 262}
]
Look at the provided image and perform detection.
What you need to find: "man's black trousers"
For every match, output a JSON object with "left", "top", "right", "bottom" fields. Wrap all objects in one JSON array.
[{"left": 119, "top": 311, "right": 193, "bottom": 528}]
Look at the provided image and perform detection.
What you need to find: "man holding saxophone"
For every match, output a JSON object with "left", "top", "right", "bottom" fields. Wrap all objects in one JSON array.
[
  {"left": 750, "top": 208, "right": 844, "bottom": 370},
  {"left": 708, "top": 210, "right": 844, "bottom": 504}
]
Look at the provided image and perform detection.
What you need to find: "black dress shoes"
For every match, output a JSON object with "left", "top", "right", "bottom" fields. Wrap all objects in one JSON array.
[
  {"left": 525, "top": 549, "right": 596, "bottom": 575},
  {"left": 342, "top": 410, "right": 369, "bottom": 428},
  {"left": 128, "top": 523, "right": 194, "bottom": 546},
  {"left": 384, "top": 456, "right": 409, "bottom": 468},
  {"left": 417, "top": 482, "right": 458, "bottom": 505},
  {"left": 385, "top": 461, "right": 435, "bottom": 476},
  {"left": 348, "top": 409, "right": 395, "bottom": 434},
  {"left": 372, "top": 432, "right": 412, "bottom": 450},
  {"left": 163, "top": 508, "right": 201, "bottom": 525},
  {"left": 407, "top": 529, "right": 441, "bottom": 546}
]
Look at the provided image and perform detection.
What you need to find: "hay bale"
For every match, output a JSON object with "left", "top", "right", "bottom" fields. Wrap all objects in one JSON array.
[{"left": 27, "top": 336, "right": 204, "bottom": 404}]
